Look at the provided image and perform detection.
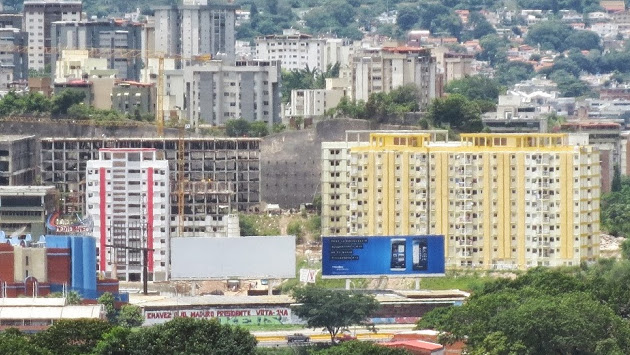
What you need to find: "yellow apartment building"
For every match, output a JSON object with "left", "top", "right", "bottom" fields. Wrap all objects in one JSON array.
[{"left": 321, "top": 132, "right": 600, "bottom": 270}]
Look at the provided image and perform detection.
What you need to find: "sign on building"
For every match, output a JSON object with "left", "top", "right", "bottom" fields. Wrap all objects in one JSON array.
[{"left": 144, "top": 306, "right": 292, "bottom": 326}]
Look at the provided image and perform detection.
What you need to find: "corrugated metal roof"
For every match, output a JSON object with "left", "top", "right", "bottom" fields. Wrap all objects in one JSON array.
[
  {"left": 0, "top": 305, "right": 103, "bottom": 319},
  {"left": 130, "top": 294, "right": 294, "bottom": 308},
  {"left": 0, "top": 298, "right": 65, "bottom": 307}
]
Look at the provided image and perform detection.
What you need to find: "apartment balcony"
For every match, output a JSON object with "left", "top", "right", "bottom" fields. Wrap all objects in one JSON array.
[{"left": 460, "top": 251, "right": 473, "bottom": 258}]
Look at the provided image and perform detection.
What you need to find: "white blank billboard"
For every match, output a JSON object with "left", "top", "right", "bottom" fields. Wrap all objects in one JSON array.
[{"left": 171, "top": 236, "right": 296, "bottom": 280}]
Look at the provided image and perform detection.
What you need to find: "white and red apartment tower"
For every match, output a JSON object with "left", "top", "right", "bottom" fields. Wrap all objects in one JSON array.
[{"left": 86, "top": 148, "right": 170, "bottom": 282}]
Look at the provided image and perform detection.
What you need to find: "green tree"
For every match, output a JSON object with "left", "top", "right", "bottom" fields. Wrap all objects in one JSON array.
[
  {"left": 313, "top": 194, "right": 322, "bottom": 215},
  {"left": 425, "top": 94, "right": 483, "bottom": 133},
  {"left": 549, "top": 70, "right": 592, "bottom": 97},
  {"left": 420, "top": 268, "right": 630, "bottom": 354},
  {"left": 23, "top": 92, "right": 51, "bottom": 113},
  {"left": 65, "top": 291, "right": 82, "bottom": 305},
  {"left": 495, "top": 61, "right": 535, "bottom": 86},
  {"left": 478, "top": 35, "right": 509, "bottom": 66},
  {"left": 328, "top": 97, "right": 367, "bottom": 119},
  {"left": 469, "top": 11, "right": 496, "bottom": 39},
  {"left": 51, "top": 90, "right": 86, "bottom": 116},
  {"left": 225, "top": 119, "right": 251, "bottom": 137},
  {"left": 126, "top": 317, "right": 257, "bottom": 355},
  {"left": 292, "top": 286, "right": 379, "bottom": 344},
  {"left": 444, "top": 75, "right": 501, "bottom": 102},
  {"left": 117, "top": 304, "right": 144, "bottom": 328},
  {"left": 565, "top": 30, "right": 601, "bottom": 51},
  {"left": 613, "top": 165, "right": 622, "bottom": 192},
  {"left": 525, "top": 20, "right": 573, "bottom": 51},
  {"left": 331, "top": 0, "right": 356, "bottom": 27},
  {"left": 272, "top": 123, "right": 286, "bottom": 133},
  {"left": 364, "top": 85, "right": 420, "bottom": 123},
  {"left": 92, "top": 326, "right": 132, "bottom": 355},
  {"left": 33, "top": 319, "right": 112, "bottom": 355},
  {"left": 313, "top": 340, "right": 411, "bottom": 354},
  {"left": 287, "top": 220, "right": 303, "bottom": 242},
  {"left": 396, "top": 5, "right": 420, "bottom": 31},
  {"left": 98, "top": 292, "right": 117, "bottom": 324},
  {"left": 0, "top": 329, "right": 50, "bottom": 355},
  {"left": 248, "top": 121, "right": 270, "bottom": 137},
  {"left": 601, "top": 177, "right": 630, "bottom": 237}
]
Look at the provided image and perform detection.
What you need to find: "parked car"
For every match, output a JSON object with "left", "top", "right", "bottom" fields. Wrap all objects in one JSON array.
[
  {"left": 335, "top": 333, "right": 357, "bottom": 342},
  {"left": 286, "top": 333, "right": 310, "bottom": 343}
]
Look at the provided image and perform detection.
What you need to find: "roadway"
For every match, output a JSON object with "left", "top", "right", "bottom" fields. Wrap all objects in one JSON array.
[{"left": 254, "top": 324, "right": 416, "bottom": 347}]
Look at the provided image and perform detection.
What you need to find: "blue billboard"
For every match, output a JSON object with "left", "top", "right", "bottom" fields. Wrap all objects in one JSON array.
[{"left": 322, "top": 235, "right": 445, "bottom": 278}]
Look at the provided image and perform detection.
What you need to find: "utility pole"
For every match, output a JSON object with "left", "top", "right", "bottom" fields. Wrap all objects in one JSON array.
[{"left": 105, "top": 243, "right": 155, "bottom": 295}]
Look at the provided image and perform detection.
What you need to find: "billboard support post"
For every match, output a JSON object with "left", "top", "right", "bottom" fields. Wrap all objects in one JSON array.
[
  {"left": 345, "top": 279, "right": 351, "bottom": 290},
  {"left": 415, "top": 278, "right": 420, "bottom": 290},
  {"left": 267, "top": 280, "right": 273, "bottom": 296}
]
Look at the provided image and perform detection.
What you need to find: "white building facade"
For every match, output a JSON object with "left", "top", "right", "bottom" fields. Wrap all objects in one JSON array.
[
  {"left": 86, "top": 148, "right": 170, "bottom": 282},
  {"left": 289, "top": 89, "right": 346, "bottom": 117},
  {"left": 255, "top": 29, "right": 354, "bottom": 72}
]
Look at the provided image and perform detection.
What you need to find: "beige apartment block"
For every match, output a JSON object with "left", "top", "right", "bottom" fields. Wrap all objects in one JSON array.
[
  {"left": 322, "top": 132, "right": 601, "bottom": 270},
  {"left": 351, "top": 47, "right": 437, "bottom": 110}
]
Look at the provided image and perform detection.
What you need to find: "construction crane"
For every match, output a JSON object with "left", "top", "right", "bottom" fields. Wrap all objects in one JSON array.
[
  {"left": 155, "top": 55, "right": 165, "bottom": 137},
  {"left": 178, "top": 123, "right": 185, "bottom": 237}
]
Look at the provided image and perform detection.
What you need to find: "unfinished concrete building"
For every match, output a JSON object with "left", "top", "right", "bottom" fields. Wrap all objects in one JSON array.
[
  {"left": 176, "top": 181, "right": 240, "bottom": 238},
  {"left": 40, "top": 137, "right": 261, "bottom": 237},
  {"left": 0, "top": 186, "right": 57, "bottom": 238},
  {"left": 0, "top": 136, "right": 38, "bottom": 186}
]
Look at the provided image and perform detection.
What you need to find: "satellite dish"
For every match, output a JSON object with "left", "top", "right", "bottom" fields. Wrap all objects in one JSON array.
[{"left": 10, "top": 236, "right": 19, "bottom": 246}]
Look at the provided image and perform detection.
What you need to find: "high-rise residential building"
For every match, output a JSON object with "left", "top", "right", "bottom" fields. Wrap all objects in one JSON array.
[
  {"left": 255, "top": 29, "right": 354, "bottom": 72},
  {"left": 352, "top": 47, "right": 437, "bottom": 110},
  {"left": 0, "top": 28, "right": 28, "bottom": 88},
  {"left": 23, "top": 0, "right": 82, "bottom": 72},
  {"left": 86, "top": 148, "right": 170, "bottom": 282},
  {"left": 443, "top": 52, "right": 474, "bottom": 84},
  {"left": 153, "top": 0, "right": 237, "bottom": 66},
  {"left": 184, "top": 60, "right": 281, "bottom": 127},
  {"left": 51, "top": 20, "right": 143, "bottom": 80},
  {"left": 322, "top": 132, "right": 601, "bottom": 270}
]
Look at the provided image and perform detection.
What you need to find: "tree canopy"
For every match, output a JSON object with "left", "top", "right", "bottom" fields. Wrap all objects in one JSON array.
[
  {"left": 328, "top": 85, "right": 421, "bottom": 123},
  {"left": 313, "top": 340, "right": 412, "bottom": 354},
  {"left": 126, "top": 317, "right": 257, "bottom": 355},
  {"left": 424, "top": 94, "right": 483, "bottom": 133},
  {"left": 418, "top": 267, "right": 630, "bottom": 354},
  {"left": 292, "top": 286, "right": 380, "bottom": 343},
  {"left": 225, "top": 119, "right": 273, "bottom": 137},
  {"left": 601, "top": 176, "right": 630, "bottom": 237},
  {"left": 32, "top": 319, "right": 113, "bottom": 355},
  {"left": 444, "top": 75, "right": 502, "bottom": 103},
  {"left": 525, "top": 21, "right": 600, "bottom": 52}
]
